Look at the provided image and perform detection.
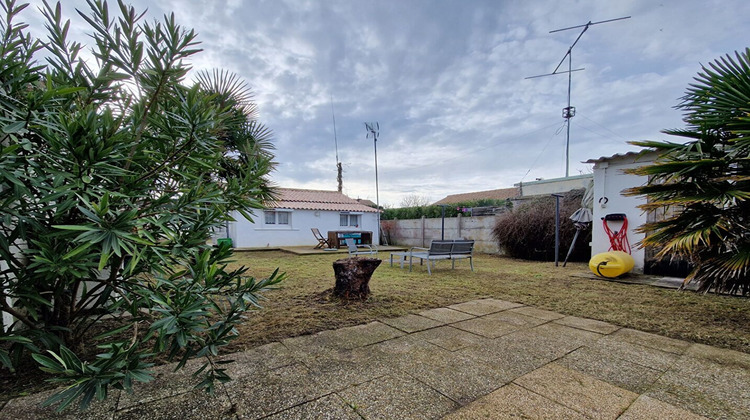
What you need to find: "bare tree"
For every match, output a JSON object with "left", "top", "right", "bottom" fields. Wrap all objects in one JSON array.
[{"left": 399, "top": 194, "right": 432, "bottom": 208}]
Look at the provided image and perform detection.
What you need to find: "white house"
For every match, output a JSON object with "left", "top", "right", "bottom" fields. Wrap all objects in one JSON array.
[
  {"left": 221, "top": 188, "right": 381, "bottom": 248},
  {"left": 585, "top": 151, "right": 658, "bottom": 273}
]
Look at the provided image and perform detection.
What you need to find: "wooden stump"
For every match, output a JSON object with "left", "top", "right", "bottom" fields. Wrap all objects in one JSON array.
[{"left": 332, "top": 257, "right": 382, "bottom": 300}]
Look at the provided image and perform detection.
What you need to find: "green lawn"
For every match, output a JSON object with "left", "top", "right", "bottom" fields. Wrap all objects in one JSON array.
[{"left": 228, "top": 251, "right": 750, "bottom": 354}]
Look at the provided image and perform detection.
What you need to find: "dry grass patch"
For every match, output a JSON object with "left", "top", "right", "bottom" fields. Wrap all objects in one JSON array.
[{"left": 227, "top": 251, "right": 750, "bottom": 354}]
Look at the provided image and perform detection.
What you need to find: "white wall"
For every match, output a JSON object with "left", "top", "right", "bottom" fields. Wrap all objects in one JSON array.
[
  {"left": 225, "top": 209, "right": 380, "bottom": 248},
  {"left": 591, "top": 153, "right": 656, "bottom": 272}
]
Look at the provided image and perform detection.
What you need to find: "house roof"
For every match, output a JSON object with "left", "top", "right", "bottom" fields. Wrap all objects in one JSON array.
[
  {"left": 356, "top": 198, "right": 379, "bottom": 208},
  {"left": 433, "top": 187, "right": 519, "bottom": 205},
  {"left": 268, "top": 188, "right": 380, "bottom": 213},
  {"left": 583, "top": 150, "right": 657, "bottom": 164}
]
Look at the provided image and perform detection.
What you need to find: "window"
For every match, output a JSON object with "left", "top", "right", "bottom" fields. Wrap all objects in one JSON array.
[
  {"left": 264, "top": 210, "right": 290, "bottom": 225},
  {"left": 339, "top": 213, "right": 361, "bottom": 227}
]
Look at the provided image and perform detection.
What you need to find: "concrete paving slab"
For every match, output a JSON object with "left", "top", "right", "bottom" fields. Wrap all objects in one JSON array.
[
  {"left": 222, "top": 341, "right": 299, "bottom": 372},
  {"left": 116, "top": 361, "right": 198, "bottom": 410},
  {"left": 441, "top": 383, "right": 587, "bottom": 420},
  {"left": 281, "top": 321, "right": 404, "bottom": 357},
  {"left": 684, "top": 343, "right": 750, "bottom": 370},
  {"left": 591, "top": 335, "right": 680, "bottom": 372},
  {"left": 419, "top": 307, "right": 476, "bottom": 324},
  {"left": 482, "top": 310, "right": 549, "bottom": 328},
  {"left": 228, "top": 363, "right": 329, "bottom": 419},
  {"left": 456, "top": 331, "right": 559, "bottom": 379},
  {"left": 338, "top": 374, "right": 459, "bottom": 420},
  {"left": 508, "top": 306, "right": 566, "bottom": 321},
  {"left": 325, "top": 321, "right": 405, "bottom": 349},
  {"left": 262, "top": 393, "right": 361, "bottom": 420},
  {"left": 618, "top": 395, "right": 709, "bottom": 420},
  {"left": 302, "top": 347, "right": 392, "bottom": 393},
  {"left": 514, "top": 363, "right": 638, "bottom": 420},
  {"left": 558, "top": 346, "right": 664, "bottom": 393},
  {"left": 529, "top": 322, "right": 605, "bottom": 352},
  {"left": 411, "top": 325, "right": 489, "bottom": 351},
  {"left": 451, "top": 317, "right": 522, "bottom": 338},
  {"left": 115, "top": 389, "right": 233, "bottom": 420},
  {"left": 554, "top": 315, "right": 621, "bottom": 334},
  {"left": 0, "top": 387, "right": 119, "bottom": 420},
  {"left": 611, "top": 328, "right": 690, "bottom": 355},
  {"left": 646, "top": 352, "right": 750, "bottom": 420},
  {"left": 389, "top": 340, "right": 511, "bottom": 404},
  {"left": 448, "top": 298, "right": 524, "bottom": 315},
  {"left": 380, "top": 313, "right": 444, "bottom": 333}
]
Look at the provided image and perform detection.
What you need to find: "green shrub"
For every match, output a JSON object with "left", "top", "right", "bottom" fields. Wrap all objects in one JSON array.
[
  {"left": 492, "top": 190, "right": 590, "bottom": 261},
  {"left": 0, "top": 1, "right": 282, "bottom": 411},
  {"left": 381, "top": 199, "right": 511, "bottom": 220}
]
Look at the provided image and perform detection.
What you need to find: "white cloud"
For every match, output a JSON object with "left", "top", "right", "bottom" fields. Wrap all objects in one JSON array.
[{"left": 21, "top": 0, "right": 750, "bottom": 206}]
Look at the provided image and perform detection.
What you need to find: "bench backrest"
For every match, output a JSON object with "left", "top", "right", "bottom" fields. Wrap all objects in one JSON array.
[
  {"left": 451, "top": 240, "right": 474, "bottom": 255},
  {"left": 428, "top": 240, "right": 454, "bottom": 255}
]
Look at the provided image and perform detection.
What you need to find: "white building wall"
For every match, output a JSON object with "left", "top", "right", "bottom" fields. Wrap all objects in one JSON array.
[
  {"left": 226, "top": 209, "right": 380, "bottom": 248},
  {"left": 591, "top": 153, "right": 656, "bottom": 272}
]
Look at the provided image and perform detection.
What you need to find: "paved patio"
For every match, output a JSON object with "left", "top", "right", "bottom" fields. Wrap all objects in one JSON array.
[{"left": 2, "top": 298, "right": 748, "bottom": 419}]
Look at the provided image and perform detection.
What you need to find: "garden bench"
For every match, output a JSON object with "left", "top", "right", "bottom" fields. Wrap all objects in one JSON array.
[{"left": 408, "top": 240, "right": 475, "bottom": 275}]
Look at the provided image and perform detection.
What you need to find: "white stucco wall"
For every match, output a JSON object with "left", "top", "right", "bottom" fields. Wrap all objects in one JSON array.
[
  {"left": 591, "top": 153, "right": 657, "bottom": 272},
  {"left": 223, "top": 209, "right": 380, "bottom": 248}
]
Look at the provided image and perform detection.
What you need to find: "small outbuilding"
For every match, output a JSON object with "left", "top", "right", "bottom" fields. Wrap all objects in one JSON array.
[
  {"left": 585, "top": 151, "right": 658, "bottom": 273},
  {"left": 220, "top": 188, "right": 381, "bottom": 248}
]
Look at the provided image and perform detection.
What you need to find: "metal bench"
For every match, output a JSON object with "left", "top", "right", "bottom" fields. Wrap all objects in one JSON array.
[{"left": 408, "top": 240, "right": 474, "bottom": 275}]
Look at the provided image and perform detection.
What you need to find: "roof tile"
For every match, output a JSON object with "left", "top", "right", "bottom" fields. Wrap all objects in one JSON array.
[{"left": 267, "top": 188, "right": 379, "bottom": 213}]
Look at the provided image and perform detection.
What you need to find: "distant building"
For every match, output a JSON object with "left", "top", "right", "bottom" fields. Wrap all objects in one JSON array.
[
  {"left": 584, "top": 151, "right": 658, "bottom": 273},
  {"left": 432, "top": 187, "right": 519, "bottom": 205},
  {"left": 514, "top": 174, "right": 592, "bottom": 198},
  {"left": 219, "top": 188, "right": 380, "bottom": 248},
  {"left": 356, "top": 198, "right": 379, "bottom": 209}
]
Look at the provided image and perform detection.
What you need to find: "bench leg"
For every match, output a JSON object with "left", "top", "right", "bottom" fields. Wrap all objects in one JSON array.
[
  {"left": 470, "top": 256, "right": 474, "bottom": 271},
  {"left": 426, "top": 259, "right": 432, "bottom": 275},
  {"left": 390, "top": 254, "right": 394, "bottom": 267}
]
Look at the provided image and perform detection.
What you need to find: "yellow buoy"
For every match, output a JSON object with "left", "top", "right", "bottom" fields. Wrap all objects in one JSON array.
[{"left": 589, "top": 251, "right": 635, "bottom": 278}]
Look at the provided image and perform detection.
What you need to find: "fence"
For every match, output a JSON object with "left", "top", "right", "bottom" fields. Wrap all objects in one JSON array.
[{"left": 381, "top": 214, "right": 500, "bottom": 254}]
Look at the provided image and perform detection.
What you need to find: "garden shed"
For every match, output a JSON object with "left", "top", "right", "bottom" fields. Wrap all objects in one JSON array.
[
  {"left": 585, "top": 151, "right": 658, "bottom": 273},
  {"left": 219, "top": 188, "right": 380, "bottom": 248}
]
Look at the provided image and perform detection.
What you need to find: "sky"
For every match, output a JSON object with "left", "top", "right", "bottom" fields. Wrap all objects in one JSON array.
[{"left": 22, "top": 0, "right": 750, "bottom": 206}]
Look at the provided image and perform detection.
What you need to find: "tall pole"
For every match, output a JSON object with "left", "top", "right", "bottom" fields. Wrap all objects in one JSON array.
[
  {"left": 566, "top": 51, "right": 572, "bottom": 177},
  {"left": 365, "top": 123, "right": 380, "bottom": 244}
]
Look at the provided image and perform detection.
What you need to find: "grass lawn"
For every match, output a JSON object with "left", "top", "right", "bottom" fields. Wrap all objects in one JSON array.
[{"left": 227, "top": 250, "right": 750, "bottom": 355}]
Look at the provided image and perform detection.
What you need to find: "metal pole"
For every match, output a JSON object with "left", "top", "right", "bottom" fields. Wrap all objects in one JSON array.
[
  {"left": 373, "top": 133, "right": 380, "bottom": 245},
  {"left": 552, "top": 194, "right": 563, "bottom": 266},
  {"left": 441, "top": 205, "right": 446, "bottom": 240},
  {"left": 565, "top": 51, "right": 572, "bottom": 178}
]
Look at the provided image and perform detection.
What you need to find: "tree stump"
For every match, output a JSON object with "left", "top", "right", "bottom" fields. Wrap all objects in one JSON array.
[{"left": 332, "top": 257, "right": 382, "bottom": 300}]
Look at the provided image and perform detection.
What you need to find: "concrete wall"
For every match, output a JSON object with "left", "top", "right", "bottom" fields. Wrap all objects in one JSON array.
[
  {"left": 382, "top": 214, "right": 500, "bottom": 253},
  {"left": 223, "top": 209, "right": 380, "bottom": 248},
  {"left": 591, "top": 153, "right": 657, "bottom": 272}
]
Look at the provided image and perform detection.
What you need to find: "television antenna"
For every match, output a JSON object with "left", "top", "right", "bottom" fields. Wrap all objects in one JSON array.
[{"left": 526, "top": 16, "right": 630, "bottom": 177}]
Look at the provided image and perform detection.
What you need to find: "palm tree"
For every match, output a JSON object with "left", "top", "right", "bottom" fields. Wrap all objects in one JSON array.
[{"left": 625, "top": 48, "right": 750, "bottom": 295}]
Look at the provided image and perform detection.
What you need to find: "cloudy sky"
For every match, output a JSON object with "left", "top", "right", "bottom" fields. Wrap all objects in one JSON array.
[{"left": 23, "top": 0, "right": 750, "bottom": 206}]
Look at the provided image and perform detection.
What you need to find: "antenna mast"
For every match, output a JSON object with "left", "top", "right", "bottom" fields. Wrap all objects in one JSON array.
[
  {"left": 364, "top": 122, "right": 380, "bottom": 233},
  {"left": 331, "top": 95, "right": 343, "bottom": 192},
  {"left": 526, "top": 16, "right": 630, "bottom": 177}
]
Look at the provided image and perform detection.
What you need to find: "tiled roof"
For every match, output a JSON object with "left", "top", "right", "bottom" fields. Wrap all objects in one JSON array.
[
  {"left": 433, "top": 187, "right": 519, "bottom": 205},
  {"left": 267, "top": 188, "right": 380, "bottom": 213}
]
